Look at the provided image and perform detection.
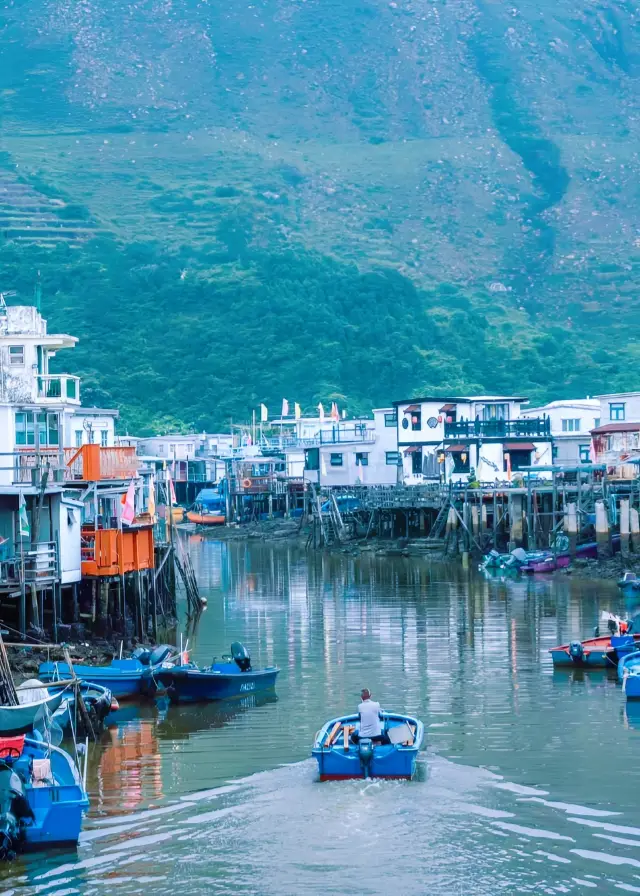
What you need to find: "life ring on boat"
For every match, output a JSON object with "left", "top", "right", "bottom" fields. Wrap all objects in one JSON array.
[{"left": 242, "top": 478, "right": 252, "bottom": 488}]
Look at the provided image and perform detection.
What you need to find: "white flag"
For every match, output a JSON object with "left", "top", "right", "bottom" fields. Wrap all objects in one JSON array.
[
  {"left": 317, "top": 402, "right": 325, "bottom": 422},
  {"left": 18, "top": 492, "right": 30, "bottom": 540},
  {"left": 294, "top": 402, "right": 301, "bottom": 420},
  {"left": 321, "top": 453, "right": 328, "bottom": 477},
  {"left": 260, "top": 403, "right": 268, "bottom": 423},
  {"left": 281, "top": 398, "right": 289, "bottom": 417}
]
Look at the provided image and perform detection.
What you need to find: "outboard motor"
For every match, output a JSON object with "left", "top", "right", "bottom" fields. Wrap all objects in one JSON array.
[
  {"left": 132, "top": 647, "right": 152, "bottom": 666},
  {"left": 358, "top": 738, "right": 374, "bottom": 779},
  {"left": 0, "top": 764, "right": 33, "bottom": 860},
  {"left": 149, "top": 645, "right": 174, "bottom": 667},
  {"left": 231, "top": 642, "right": 251, "bottom": 672},
  {"left": 569, "top": 640, "right": 585, "bottom": 662}
]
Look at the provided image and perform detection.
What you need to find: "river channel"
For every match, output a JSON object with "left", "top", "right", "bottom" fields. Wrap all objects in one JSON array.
[{"left": 2, "top": 537, "right": 640, "bottom": 894}]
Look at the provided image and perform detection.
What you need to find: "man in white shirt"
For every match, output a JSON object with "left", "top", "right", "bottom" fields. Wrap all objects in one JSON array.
[{"left": 351, "top": 688, "right": 390, "bottom": 744}]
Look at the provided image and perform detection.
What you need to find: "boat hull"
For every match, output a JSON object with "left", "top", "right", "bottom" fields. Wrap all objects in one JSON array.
[
  {"left": 618, "top": 651, "right": 640, "bottom": 700},
  {"left": 159, "top": 663, "right": 279, "bottom": 703},
  {"left": 186, "top": 511, "right": 226, "bottom": 525},
  {"left": 550, "top": 634, "right": 640, "bottom": 668},
  {"left": 312, "top": 713, "right": 423, "bottom": 781},
  {"left": 38, "top": 659, "right": 152, "bottom": 700}
]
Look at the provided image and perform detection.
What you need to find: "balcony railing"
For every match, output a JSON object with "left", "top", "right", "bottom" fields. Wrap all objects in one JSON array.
[
  {"left": 444, "top": 417, "right": 551, "bottom": 440},
  {"left": 36, "top": 375, "right": 80, "bottom": 404},
  {"left": 0, "top": 542, "right": 59, "bottom": 586},
  {"left": 64, "top": 445, "right": 139, "bottom": 481}
]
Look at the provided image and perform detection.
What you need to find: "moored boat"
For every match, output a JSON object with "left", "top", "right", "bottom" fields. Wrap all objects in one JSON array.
[
  {"left": 0, "top": 685, "right": 67, "bottom": 737},
  {"left": 38, "top": 645, "right": 175, "bottom": 700},
  {"left": 619, "top": 571, "right": 640, "bottom": 598},
  {"left": 48, "top": 681, "right": 116, "bottom": 735},
  {"left": 156, "top": 642, "right": 279, "bottom": 703},
  {"left": 187, "top": 489, "right": 226, "bottom": 526},
  {"left": 312, "top": 712, "right": 423, "bottom": 780},
  {"left": 0, "top": 733, "right": 89, "bottom": 857},
  {"left": 550, "top": 632, "right": 639, "bottom": 668},
  {"left": 619, "top": 651, "right": 640, "bottom": 699}
]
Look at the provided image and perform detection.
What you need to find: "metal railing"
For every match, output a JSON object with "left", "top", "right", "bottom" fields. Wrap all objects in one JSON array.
[
  {"left": 36, "top": 374, "right": 80, "bottom": 403},
  {"left": 444, "top": 417, "right": 551, "bottom": 439},
  {"left": 0, "top": 541, "right": 59, "bottom": 586}
]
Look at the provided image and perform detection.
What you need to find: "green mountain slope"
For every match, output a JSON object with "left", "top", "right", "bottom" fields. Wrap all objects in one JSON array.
[{"left": 1, "top": 0, "right": 640, "bottom": 430}]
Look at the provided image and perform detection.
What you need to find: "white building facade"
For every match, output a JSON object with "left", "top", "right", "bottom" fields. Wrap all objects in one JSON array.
[
  {"left": 591, "top": 392, "right": 640, "bottom": 479},
  {"left": 297, "top": 410, "right": 399, "bottom": 487},
  {"left": 521, "top": 399, "right": 600, "bottom": 466},
  {"left": 394, "top": 395, "right": 553, "bottom": 484}
]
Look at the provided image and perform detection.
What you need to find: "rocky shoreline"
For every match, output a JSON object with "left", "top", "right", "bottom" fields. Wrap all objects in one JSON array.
[{"left": 7, "top": 636, "right": 149, "bottom": 686}]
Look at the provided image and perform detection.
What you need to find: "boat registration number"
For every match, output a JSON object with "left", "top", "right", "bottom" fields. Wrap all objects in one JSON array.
[{"left": 240, "top": 682, "right": 255, "bottom": 692}]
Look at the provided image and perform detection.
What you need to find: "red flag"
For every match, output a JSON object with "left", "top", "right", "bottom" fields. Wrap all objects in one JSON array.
[{"left": 167, "top": 475, "right": 177, "bottom": 505}]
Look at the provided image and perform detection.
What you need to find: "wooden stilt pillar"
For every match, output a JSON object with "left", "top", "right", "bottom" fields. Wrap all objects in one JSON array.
[
  {"left": 631, "top": 508, "right": 640, "bottom": 554},
  {"left": 564, "top": 502, "right": 578, "bottom": 558},
  {"left": 620, "top": 499, "right": 630, "bottom": 559}
]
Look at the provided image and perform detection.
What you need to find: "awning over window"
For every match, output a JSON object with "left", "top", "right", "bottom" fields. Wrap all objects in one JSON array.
[
  {"left": 404, "top": 404, "right": 421, "bottom": 413},
  {"left": 439, "top": 403, "right": 456, "bottom": 412},
  {"left": 403, "top": 446, "right": 421, "bottom": 455},
  {"left": 444, "top": 444, "right": 466, "bottom": 453},
  {"left": 503, "top": 442, "right": 535, "bottom": 451}
]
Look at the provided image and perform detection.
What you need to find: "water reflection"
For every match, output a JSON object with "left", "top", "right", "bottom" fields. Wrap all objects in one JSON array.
[{"left": 1, "top": 542, "right": 640, "bottom": 893}]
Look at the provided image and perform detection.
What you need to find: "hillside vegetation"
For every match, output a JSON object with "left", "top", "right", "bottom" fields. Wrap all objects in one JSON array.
[{"left": 1, "top": 0, "right": 639, "bottom": 430}]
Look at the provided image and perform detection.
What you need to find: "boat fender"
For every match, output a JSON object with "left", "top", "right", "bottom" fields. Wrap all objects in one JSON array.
[
  {"left": 358, "top": 738, "right": 374, "bottom": 779},
  {"left": 569, "top": 641, "right": 584, "bottom": 662}
]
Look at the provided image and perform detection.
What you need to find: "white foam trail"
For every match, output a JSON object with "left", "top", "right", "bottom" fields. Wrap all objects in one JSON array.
[
  {"left": 568, "top": 818, "right": 640, "bottom": 837},
  {"left": 462, "top": 803, "right": 515, "bottom": 819},
  {"left": 595, "top": 834, "right": 640, "bottom": 848},
  {"left": 534, "top": 850, "right": 571, "bottom": 864},
  {"left": 490, "top": 782, "right": 550, "bottom": 796},
  {"left": 80, "top": 821, "right": 148, "bottom": 843},
  {"left": 520, "top": 798, "right": 619, "bottom": 817},
  {"left": 103, "top": 829, "right": 183, "bottom": 853},
  {"left": 570, "top": 849, "right": 640, "bottom": 869},
  {"left": 571, "top": 880, "right": 597, "bottom": 889},
  {"left": 180, "top": 784, "right": 244, "bottom": 802},
  {"left": 492, "top": 822, "right": 574, "bottom": 841},
  {"left": 615, "top": 885, "right": 640, "bottom": 893}
]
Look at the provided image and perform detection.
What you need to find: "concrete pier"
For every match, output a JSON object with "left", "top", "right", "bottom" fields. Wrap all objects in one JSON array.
[
  {"left": 595, "top": 500, "right": 611, "bottom": 560},
  {"left": 631, "top": 508, "right": 640, "bottom": 554},
  {"left": 564, "top": 502, "right": 578, "bottom": 557}
]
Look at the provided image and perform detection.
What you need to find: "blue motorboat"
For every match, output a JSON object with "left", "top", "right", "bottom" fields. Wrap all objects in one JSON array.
[
  {"left": 38, "top": 644, "right": 175, "bottom": 700},
  {"left": 312, "top": 711, "right": 424, "bottom": 780},
  {"left": 49, "top": 682, "right": 116, "bottom": 735},
  {"left": 0, "top": 733, "right": 89, "bottom": 857},
  {"left": 619, "top": 572, "right": 640, "bottom": 598},
  {"left": 619, "top": 651, "right": 640, "bottom": 699},
  {"left": 157, "top": 642, "right": 279, "bottom": 704}
]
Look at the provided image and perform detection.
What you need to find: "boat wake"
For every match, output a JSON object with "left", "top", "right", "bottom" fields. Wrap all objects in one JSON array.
[{"left": 1, "top": 753, "right": 640, "bottom": 893}]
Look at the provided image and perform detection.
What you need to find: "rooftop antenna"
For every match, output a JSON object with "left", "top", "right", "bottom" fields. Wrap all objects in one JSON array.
[
  {"left": 0, "top": 290, "right": 17, "bottom": 312},
  {"left": 33, "top": 272, "right": 41, "bottom": 312}
]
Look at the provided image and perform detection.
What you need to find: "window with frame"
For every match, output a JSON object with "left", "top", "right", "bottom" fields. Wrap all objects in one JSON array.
[
  {"left": 386, "top": 451, "right": 400, "bottom": 465},
  {"left": 9, "top": 346, "right": 24, "bottom": 366},
  {"left": 610, "top": 402, "right": 626, "bottom": 422},
  {"left": 384, "top": 412, "right": 397, "bottom": 428},
  {"left": 482, "top": 403, "right": 508, "bottom": 421},
  {"left": 411, "top": 410, "right": 422, "bottom": 431},
  {"left": 579, "top": 444, "right": 591, "bottom": 463},
  {"left": 100, "top": 430, "right": 108, "bottom": 447},
  {"left": 561, "top": 418, "right": 581, "bottom": 432},
  {"left": 75, "top": 430, "right": 83, "bottom": 448},
  {"left": 594, "top": 418, "right": 600, "bottom": 429},
  {"left": 330, "top": 453, "right": 343, "bottom": 467},
  {"left": 15, "top": 411, "right": 59, "bottom": 447},
  {"left": 305, "top": 448, "right": 319, "bottom": 471},
  {"left": 355, "top": 452, "right": 369, "bottom": 466}
]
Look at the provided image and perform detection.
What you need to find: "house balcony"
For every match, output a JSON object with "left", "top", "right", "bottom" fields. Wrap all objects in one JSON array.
[
  {"left": 36, "top": 375, "right": 80, "bottom": 405},
  {"left": 64, "top": 445, "right": 139, "bottom": 481},
  {"left": 299, "top": 427, "right": 376, "bottom": 447},
  {"left": 444, "top": 417, "right": 551, "bottom": 440},
  {"left": 81, "top": 526, "right": 154, "bottom": 577}
]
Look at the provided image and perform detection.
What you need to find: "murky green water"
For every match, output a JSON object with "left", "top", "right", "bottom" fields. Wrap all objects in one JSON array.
[{"left": 2, "top": 538, "right": 640, "bottom": 894}]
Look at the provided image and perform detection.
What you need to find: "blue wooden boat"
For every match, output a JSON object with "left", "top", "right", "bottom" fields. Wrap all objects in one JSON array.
[
  {"left": 312, "top": 712, "right": 424, "bottom": 780},
  {"left": 157, "top": 642, "right": 279, "bottom": 703},
  {"left": 619, "top": 572, "right": 640, "bottom": 598},
  {"left": 619, "top": 651, "right": 640, "bottom": 699},
  {"left": 0, "top": 732, "right": 89, "bottom": 857},
  {"left": 38, "top": 645, "right": 175, "bottom": 700},
  {"left": 49, "top": 682, "right": 115, "bottom": 735}
]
